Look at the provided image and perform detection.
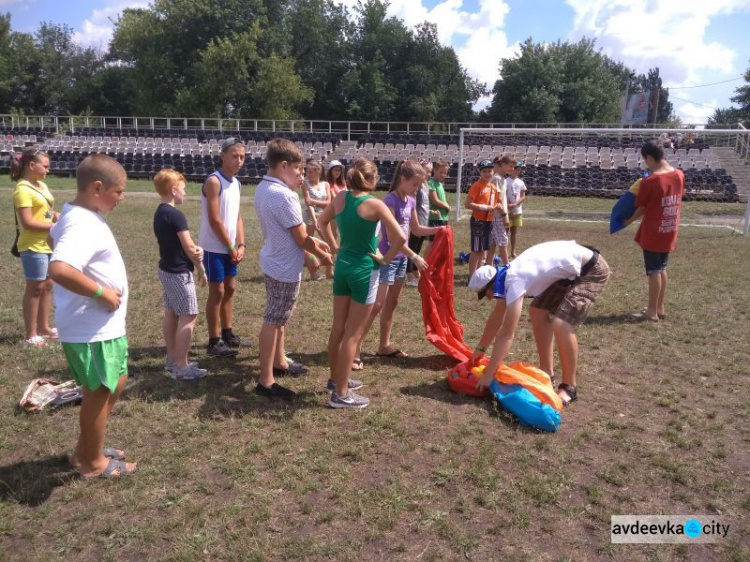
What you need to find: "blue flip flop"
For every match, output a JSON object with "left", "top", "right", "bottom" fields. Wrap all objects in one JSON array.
[
  {"left": 83, "top": 457, "right": 137, "bottom": 479},
  {"left": 102, "top": 447, "right": 126, "bottom": 461}
]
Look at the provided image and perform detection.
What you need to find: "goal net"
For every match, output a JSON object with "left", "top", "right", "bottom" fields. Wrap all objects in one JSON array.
[{"left": 454, "top": 127, "right": 750, "bottom": 235}]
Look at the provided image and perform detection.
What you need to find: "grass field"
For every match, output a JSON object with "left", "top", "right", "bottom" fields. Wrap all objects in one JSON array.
[{"left": 0, "top": 184, "right": 749, "bottom": 561}]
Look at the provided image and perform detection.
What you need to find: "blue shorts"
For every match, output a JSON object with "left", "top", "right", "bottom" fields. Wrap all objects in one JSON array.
[
  {"left": 379, "top": 256, "right": 408, "bottom": 286},
  {"left": 643, "top": 250, "right": 669, "bottom": 275},
  {"left": 20, "top": 251, "right": 51, "bottom": 281},
  {"left": 203, "top": 251, "right": 238, "bottom": 283}
]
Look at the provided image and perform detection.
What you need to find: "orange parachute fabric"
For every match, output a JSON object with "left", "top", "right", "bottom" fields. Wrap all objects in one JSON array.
[
  {"left": 418, "top": 227, "right": 473, "bottom": 362},
  {"left": 447, "top": 359, "right": 563, "bottom": 412}
]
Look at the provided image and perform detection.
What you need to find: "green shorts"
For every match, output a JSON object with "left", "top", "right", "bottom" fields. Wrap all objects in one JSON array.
[
  {"left": 62, "top": 336, "right": 129, "bottom": 394},
  {"left": 333, "top": 261, "right": 380, "bottom": 305},
  {"left": 508, "top": 214, "right": 523, "bottom": 228}
]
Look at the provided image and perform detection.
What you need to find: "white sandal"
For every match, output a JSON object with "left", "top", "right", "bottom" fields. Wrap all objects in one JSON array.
[{"left": 22, "top": 335, "right": 48, "bottom": 347}]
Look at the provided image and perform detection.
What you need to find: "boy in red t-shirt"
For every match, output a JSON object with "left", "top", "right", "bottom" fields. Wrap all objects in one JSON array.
[
  {"left": 464, "top": 159, "right": 502, "bottom": 277},
  {"left": 625, "top": 141, "right": 684, "bottom": 322}
]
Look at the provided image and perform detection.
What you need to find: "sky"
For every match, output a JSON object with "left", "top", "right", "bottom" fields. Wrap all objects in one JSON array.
[{"left": 3, "top": 0, "right": 750, "bottom": 124}]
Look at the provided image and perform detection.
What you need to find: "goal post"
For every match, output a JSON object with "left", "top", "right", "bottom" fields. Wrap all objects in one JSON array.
[{"left": 454, "top": 127, "right": 750, "bottom": 235}]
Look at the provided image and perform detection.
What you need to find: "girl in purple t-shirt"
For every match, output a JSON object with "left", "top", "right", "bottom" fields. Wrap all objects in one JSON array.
[{"left": 358, "top": 160, "right": 441, "bottom": 360}]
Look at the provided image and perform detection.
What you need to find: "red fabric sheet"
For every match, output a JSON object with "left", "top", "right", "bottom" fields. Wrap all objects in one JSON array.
[{"left": 418, "top": 227, "right": 473, "bottom": 362}]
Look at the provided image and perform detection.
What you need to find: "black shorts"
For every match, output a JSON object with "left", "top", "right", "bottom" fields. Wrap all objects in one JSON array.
[
  {"left": 405, "top": 233, "right": 425, "bottom": 273},
  {"left": 470, "top": 218, "right": 492, "bottom": 252},
  {"left": 428, "top": 219, "right": 448, "bottom": 241}
]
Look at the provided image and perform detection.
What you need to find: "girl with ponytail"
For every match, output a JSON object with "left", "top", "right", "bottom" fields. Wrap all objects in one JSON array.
[
  {"left": 317, "top": 157, "right": 406, "bottom": 409},
  {"left": 11, "top": 148, "right": 59, "bottom": 346}
]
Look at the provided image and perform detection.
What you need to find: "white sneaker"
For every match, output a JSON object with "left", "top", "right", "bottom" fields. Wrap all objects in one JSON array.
[
  {"left": 170, "top": 364, "right": 208, "bottom": 381},
  {"left": 165, "top": 358, "right": 199, "bottom": 372},
  {"left": 405, "top": 279, "right": 419, "bottom": 287},
  {"left": 329, "top": 390, "right": 370, "bottom": 409}
]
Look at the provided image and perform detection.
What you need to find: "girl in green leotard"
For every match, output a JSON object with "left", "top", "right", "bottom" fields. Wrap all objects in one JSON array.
[{"left": 317, "top": 158, "right": 407, "bottom": 409}]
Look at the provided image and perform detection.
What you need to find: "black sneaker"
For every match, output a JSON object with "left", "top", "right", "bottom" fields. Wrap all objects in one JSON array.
[
  {"left": 224, "top": 333, "right": 252, "bottom": 348},
  {"left": 254, "top": 382, "right": 296, "bottom": 400},
  {"left": 206, "top": 339, "right": 239, "bottom": 357}
]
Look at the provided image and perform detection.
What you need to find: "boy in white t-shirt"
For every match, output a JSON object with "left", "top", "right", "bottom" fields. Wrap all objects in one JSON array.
[
  {"left": 254, "top": 138, "right": 333, "bottom": 400},
  {"left": 466, "top": 241, "right": 610, "bottom": 406},
  {"left": 506, "top": 161, "right": 527, "bottom": 258},
  {"left": 488, "top": 155, "right": 513, "bottom": 266},
  {"left": 49, "top": 154, "right": 137, "bottom": 478}
]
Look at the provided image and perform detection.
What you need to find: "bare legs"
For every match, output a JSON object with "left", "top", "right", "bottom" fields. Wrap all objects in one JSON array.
[
  {"left": 530, "top": 307, "right": 579, "bottom": 400},
  {"left": 469, "top": 251, "right": 485, "bottom": 278},
  {"left": 22, "top": 278, "right": 54, "bottom": 340},
  {"left": 358, "top": 281, "right": 405, "bottom": 356},
  {"left": 509, "top": 226, "right": 519, "bottom": 257},
  {"left": 206, "top": 277, "right": 236, "bottom": 340},
  {"left": 329, "top": 296, "right": 373, "bottom": 395},
  {"left": 644, "top": 270, "right": 667, "bottom": 320},
  {"left": 163, "top": 310, "right": 198, "bottom": 369},
  {"left": 72, "top": 376, "right": 137, "bottom": 477}
]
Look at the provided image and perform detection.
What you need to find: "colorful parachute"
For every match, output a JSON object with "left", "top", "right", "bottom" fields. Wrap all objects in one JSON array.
[{"left": 447, "top": 359, "right": 562, "bottom": 432}]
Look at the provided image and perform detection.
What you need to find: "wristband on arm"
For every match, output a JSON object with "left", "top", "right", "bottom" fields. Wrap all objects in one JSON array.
[
  {"left": 476, "top": 344, "right": 487, "bottom": 352},
  {"left": 227, "top": 244, "right": 236, "bottom": 251},
  {"left": 92, "top": 284, "right": 103, "bottom": 300}
]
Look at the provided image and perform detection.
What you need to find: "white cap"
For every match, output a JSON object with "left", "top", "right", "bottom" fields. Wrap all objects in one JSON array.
[
  {"left": 468, "top": 265, "right": 498, "bottom": 299},
  {"left": 328, "top": 159, "right": 343, "bottom": 170}
]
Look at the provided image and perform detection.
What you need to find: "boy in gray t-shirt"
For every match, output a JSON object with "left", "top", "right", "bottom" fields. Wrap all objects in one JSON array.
[{"left": 405, "top": 160, "right": 433, "bottom": 287}]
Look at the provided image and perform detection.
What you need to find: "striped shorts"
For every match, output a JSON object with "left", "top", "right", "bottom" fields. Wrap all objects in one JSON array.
[
  {"left": 263, "top": 274, "right": 301, "bottom": 326},
  {"left": 470, "top": 218, "right": 493, "bottom": 252},
  {"left": 158, "top": 269, "right": 199, "bottom": 316},
  {"left": 491, "top": 214, "right": 508, "bottom": 246}
]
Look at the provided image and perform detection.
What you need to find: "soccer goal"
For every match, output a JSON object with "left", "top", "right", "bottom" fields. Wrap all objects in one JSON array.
[{"left": 454, "top": 127, "right": 750, "bottom": 235}]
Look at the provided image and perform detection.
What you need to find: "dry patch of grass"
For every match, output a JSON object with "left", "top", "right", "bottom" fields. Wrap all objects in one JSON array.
[{"left": 0, "top": 192, "right": 748, "bottom": 560}]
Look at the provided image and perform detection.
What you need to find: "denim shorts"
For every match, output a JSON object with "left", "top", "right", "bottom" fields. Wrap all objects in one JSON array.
[
  {"left": 643, "top": 250, "right": 669, "bottom": 275},
  {"left": 379, "top": 256, "right": 408, "bottom": 286},
  {"left": 20, "top": 251, "right": 51, "bottom": 281}
]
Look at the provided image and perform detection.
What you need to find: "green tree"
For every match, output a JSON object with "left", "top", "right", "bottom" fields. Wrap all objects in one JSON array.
[
  {"left": 177, "top": 26, "right": 312, "bottom": 119},
  {"left": 286, "top": 0, "right": 352, "bottom": 120},
  {"left": 631, "top": 67, "right": 674, "bottom": 123},
  {"left": 488, "top": 38, "right": 627, "bottom": 124},
  {"left": 708, "top": 106, "right": 744, "bottom": 126},
  {"left": 707, "top": 61, "right": 750, "bottom": 127},
  {"left": 728, "top": 60, "right": 750, "bottom": 125},
  {"left": 343, "top": 1, "right": 483, "bottom": 122}
]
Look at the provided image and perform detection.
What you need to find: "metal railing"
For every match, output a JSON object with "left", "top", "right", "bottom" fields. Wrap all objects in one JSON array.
[{"left": 2, "top": 114, "right": 741, "bottom": 142}]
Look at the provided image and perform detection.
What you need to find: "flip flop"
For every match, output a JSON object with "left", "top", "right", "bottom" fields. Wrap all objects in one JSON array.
[
  {"left": 102, "top": 447, "right": 126, "bottom": 461},
  {"left": 557, "top": 383, "right": 578, "bottom": 407},
  {"left": 632, "top": 310, "right": 659, "bottom": 322},
  {"left": 375, "top": 349, "right": 409, "bottom": 358},
  {"left": 69, "top": 447, "right": 126, "bottom": 468},
  {"left": 639, "top": 307, "right": 666, "bottom": 320},
  {"left": 42, "top": 328, "right": 59, "bottom": 340},
  {"left": 82, "top": 457, "right": 137, "bottom": 479},
  {"left": 273, "top": 362, "right": 309, "bottom": 377}
]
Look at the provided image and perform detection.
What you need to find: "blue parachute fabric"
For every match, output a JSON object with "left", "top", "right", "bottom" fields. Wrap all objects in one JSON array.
[
  {"left": 490, "top": 381, "right": 561, "bottom": 432},
  {"left": 610, "top": 191, "right": 637, "bottom": 234}
]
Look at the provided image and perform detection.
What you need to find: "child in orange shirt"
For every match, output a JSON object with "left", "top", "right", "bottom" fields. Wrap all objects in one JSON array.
[{"left": 464, "top": 159, "right": 503, "bottom": 277}]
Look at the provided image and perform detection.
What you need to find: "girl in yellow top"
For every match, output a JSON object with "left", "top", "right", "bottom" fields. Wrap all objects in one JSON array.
[{"left": 11, "top": 148, "right": 59, "bottom": 346}]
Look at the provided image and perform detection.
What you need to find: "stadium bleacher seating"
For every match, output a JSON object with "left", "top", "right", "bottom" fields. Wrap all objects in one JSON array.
[{"left": 0, "top": 127, "right": 738, "bottom": 201}]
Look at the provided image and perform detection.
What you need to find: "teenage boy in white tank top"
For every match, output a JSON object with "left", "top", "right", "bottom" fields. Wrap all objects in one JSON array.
[{"left": 199, "top": 138, "right": 249, "bottom": 357}]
